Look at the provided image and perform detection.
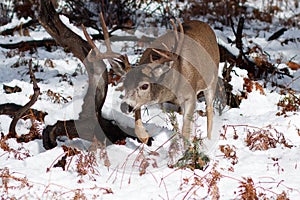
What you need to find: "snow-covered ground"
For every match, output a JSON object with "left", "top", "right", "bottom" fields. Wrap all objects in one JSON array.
[{"left": 1, "top": 1, "right": 300, "bottom": 199}]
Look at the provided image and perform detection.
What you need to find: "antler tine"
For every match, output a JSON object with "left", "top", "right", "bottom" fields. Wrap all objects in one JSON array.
[
  {"left": 151, "top": 19, "right": 184, "bottom": 64},
  {"left": 176, "top": 18, "right": 184, "bottom": 34},
  {"left": 152, "top": 48, "right": 173, "bottom": 63},
  {"left": 151, "top": 43, "right": 174, "bottom": 63},
  {"left": 171, "top": 18, "right": 184, "bottom": 56},
  {"left": 170, "top": 19, "right": 179, "bottom": 41}
]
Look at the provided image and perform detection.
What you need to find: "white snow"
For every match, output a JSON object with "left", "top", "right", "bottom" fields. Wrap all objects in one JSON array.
[{"left": 0, "top": 2, "right": 300, "bottom": 199}]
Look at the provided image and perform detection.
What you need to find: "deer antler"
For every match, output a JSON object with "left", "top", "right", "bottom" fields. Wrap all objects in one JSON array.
[
  {"left": 171, "top": 18, "right": 184, "bottom": 56},
  {"left": 151, "top": 18, "right": 184, "bottom": 63}
]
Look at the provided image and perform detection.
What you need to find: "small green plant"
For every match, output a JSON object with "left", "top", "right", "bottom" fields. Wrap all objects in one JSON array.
[
  {"left": 175, "top": 137, "right": 210, "bottom": 170},
  {"left": 166, "top": 110, "right": 180, "bottom": 133},
  {"left": 277, "top": 90, "right": 300, "bottom": 117},
  {"left": 276, "top": 90, "right": 300, "bottom": 117},
  {"left": 166, "top": 110, "right": 210, "bottom": 170}
]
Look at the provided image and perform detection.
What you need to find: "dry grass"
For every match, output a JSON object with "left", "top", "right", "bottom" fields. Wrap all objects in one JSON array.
[
  {"left": 245, "top": 125, "right": 293, "bottom": 151},
  {"left": 0, "top": 167, "right": 31, "bottom": 195},
  {"left": 219, "top": 144, "right": 238, "bottom": 165}
]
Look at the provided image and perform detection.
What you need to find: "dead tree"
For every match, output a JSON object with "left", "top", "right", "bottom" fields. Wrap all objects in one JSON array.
[{"left": 38, "top": 0, "right": 135, "bottom": 149}]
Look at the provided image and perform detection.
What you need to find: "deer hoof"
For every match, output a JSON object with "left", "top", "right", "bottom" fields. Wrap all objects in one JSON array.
[{"left": 138, "top": 137, "right": 149, "bottom": 144}]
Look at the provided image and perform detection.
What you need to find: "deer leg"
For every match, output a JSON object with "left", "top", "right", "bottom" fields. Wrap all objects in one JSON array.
[
  {"left": 134, "top": 108, "right": 150, "bottom": 144},
  {"left": 204, "top": 88, "right": 215, "bottom": 140},
  {"left": 182, "top": 99, "right": 196, "bottom": 146}
]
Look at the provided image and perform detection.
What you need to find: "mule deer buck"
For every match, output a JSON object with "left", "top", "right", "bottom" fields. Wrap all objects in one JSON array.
[{"left": 83, "top": 13, "right": 219, "bottom": 146}]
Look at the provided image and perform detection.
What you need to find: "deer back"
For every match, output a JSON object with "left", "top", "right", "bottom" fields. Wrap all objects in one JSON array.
[{"left": 139, "top": 20, "right": 219, "bottom": 95}]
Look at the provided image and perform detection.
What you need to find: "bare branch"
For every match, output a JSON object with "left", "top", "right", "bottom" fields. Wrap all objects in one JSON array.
[
  {"left": 81, "top": 16, "right": 122, "bottom": 62},
  {"left": 99, "top": 12, "right": 112, "bottom": 52},
  {"left": 81, "top": 24, "right": 97, "bottom": 49},
  {"left": 82, "top": 12, "right": 131, "bottom": 75},
  {"left": 7, "top": 60, "right": 40, "bottom": 138}
]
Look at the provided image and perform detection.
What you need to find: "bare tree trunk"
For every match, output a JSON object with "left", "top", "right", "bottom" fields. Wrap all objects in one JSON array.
[{"left": 38, "top": 1, "right": 90, "bottom": 62}]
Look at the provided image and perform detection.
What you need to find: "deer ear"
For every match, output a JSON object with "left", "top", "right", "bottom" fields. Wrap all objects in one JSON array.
[
  {"left": 141, "top": 61, "right": 173, "bottom": 80},
  {"left": 151, "top": 62, "right": 173, "bottom": 78},
  {"left": 108, "top": 58, "right": 126, "bottom": 76}
]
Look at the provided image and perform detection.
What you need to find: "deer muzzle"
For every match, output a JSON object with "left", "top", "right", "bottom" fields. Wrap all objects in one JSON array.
[{"left": 120, "top": 102, "right": 134, "bottom": 114}]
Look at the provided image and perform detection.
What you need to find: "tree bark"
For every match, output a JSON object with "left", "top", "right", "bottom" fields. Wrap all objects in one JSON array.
[{"left": 38, "top": 1, "right": 90, "bottom": 62}]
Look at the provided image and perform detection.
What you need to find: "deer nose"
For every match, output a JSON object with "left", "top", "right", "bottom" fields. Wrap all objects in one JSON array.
[{"left": 120, "top": 102, "right": 133, "bottom": 114}]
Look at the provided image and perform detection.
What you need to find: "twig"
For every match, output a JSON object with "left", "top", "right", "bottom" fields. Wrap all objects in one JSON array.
[
  {"left": 46, "top": 152, "right": 67, "bottom": 172},
  {"left": 153, "top": 133, "right": 177, "bottom": 152},
  {"left": 160, "top": 177, "right": 170, "bottom": 200},
  {"left": 159, "top": 168, "right": 181, "bottom": 187},
  {"left": 106, "top": 144, "right": 142, "bottom": 188},
  {"left": 287, "top": 75, "right": 300, "bottom": 88}
]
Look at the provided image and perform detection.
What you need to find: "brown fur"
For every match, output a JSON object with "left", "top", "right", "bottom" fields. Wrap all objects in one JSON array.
[{"left": 121, "top": 20, "right": 220, "bottom": 144}]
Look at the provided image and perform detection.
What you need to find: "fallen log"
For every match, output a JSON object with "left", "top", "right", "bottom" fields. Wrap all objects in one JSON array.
[
  {"left": 0, "top": 39, "right": 57, "bottom": 51},
  {"left": 0, "top": 19, "right": 38, "bottom": 36}
]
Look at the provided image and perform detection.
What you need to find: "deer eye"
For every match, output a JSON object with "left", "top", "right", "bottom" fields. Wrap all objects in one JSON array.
[{"left": 140, "top": 83, "right": 149, "bottom": 90}]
